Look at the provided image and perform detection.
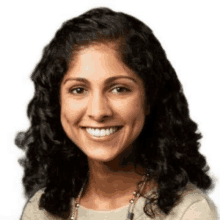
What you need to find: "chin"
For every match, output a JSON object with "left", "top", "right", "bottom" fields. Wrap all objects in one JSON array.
[{"left": 86, "top": 150, "right": 120, "bottom": 163}]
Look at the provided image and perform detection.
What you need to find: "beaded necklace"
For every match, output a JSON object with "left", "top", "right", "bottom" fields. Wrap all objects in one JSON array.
[{"left": 70, "top": 173, "right": 149, "bottom": 220}]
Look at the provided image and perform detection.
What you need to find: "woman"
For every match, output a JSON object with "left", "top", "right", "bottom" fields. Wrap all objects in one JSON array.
[{"left": 16, "top": 7, "right": 217, "bottom": 220}]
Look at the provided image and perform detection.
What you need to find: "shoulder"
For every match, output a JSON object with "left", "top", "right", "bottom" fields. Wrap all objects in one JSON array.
[
  {"left": 166, "top": 183, "right": 217, "bottom": 220},
  {"left": 20, "top": 188, "right": 60, "bottom": 220}
]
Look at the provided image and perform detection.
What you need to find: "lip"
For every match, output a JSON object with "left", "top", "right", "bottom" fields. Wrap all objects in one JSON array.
[
  {"left": 81, "top": 126, "right": 123, "bottom": 129},
  {"left": 81, "top": 126, "right": 123, "bottom": 142}
]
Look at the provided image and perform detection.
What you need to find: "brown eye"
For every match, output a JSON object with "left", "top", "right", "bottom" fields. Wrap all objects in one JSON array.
[
  {"left": 70, "top": 87, "right": 88, "bottom": 95},
  {"left": 111, "top": 86, "right": 130, "bottom": 94}
]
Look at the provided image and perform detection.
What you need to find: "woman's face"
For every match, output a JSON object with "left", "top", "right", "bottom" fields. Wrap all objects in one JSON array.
[{"left": 60, "top": 44, "right": 150, "bottom": 163}]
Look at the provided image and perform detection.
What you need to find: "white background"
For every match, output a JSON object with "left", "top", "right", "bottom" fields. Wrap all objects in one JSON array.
[{"left": 0, "top": 0, "right": 219, "bottom": 219}]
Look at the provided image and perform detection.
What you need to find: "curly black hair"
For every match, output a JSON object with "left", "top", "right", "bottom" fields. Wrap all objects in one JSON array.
[{"left": 15, "top": 7, "right": 213, "bottom": 219}]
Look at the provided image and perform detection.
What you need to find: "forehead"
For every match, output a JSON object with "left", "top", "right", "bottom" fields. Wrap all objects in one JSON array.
[{"left": 64, "top": 44, "right": 143, "bottom": 84}]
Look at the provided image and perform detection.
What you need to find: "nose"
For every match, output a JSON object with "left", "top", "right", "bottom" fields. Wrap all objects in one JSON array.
[{"left": 87, "top": 91, "right": 113, "bottom": 122}]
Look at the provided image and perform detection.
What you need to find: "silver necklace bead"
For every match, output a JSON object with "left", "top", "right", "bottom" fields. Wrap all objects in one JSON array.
[{"left": 130, "top": 199, "right": 135, "bottom": 204}]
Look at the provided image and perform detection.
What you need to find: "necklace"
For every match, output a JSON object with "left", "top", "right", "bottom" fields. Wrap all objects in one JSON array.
[{"left": 70, "top": 173, "right": 149, "bottom": 220}]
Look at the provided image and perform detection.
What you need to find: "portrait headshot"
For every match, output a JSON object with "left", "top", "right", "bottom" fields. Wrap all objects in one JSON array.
[{"left": 0, "top": 1, "right": 219, "bottom": 220}]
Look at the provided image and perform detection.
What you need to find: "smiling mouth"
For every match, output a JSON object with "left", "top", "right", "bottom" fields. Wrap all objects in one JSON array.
[{"left": 85, "top": 127, "right": 122, "bottom": 137}]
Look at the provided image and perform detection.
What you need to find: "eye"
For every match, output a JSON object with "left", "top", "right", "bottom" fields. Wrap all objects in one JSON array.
[
  {"left": 111, "top": 86, "right": 130, "bottom": 94},
  {"left": 70, "top": 87, "right": 88, "bottom": 95}
]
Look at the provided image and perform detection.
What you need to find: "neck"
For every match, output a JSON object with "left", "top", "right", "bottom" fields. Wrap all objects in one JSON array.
[
  {"left": 81, "top": 158, "right": 148, "bottom": 205},
  {"left": 78, "top": 143, "right": 156, "bottom": 210}
]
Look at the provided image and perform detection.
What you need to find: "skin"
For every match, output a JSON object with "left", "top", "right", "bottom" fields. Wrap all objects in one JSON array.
[{"left": 60, "top": 44, "right": 153, "bottom": 210}]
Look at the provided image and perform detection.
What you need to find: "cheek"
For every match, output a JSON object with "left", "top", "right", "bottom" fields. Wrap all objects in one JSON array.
[
  {"left": 113, "top": 95, "right": 146, "bottom": 142},
  {"left": 114, "top": 95, "right": 145, "bottom": 121},
  {"left": 61, "top": 98, "right": 84, "bottom": 120},
  {"left": 60, "top": 105, "right": 73, "bottom": 140},
  {"left": 60, "top": 99, "right": 84, "bottom": 136}
]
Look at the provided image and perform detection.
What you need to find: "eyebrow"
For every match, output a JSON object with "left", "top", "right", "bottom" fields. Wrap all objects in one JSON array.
[{"left": 63, "top": 76, "right": 138, "bottom": 85}]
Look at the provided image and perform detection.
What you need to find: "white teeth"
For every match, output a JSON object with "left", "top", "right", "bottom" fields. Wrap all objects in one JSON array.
[
  {"left": 100, "top": 129, "right": 105, "bottom": 136},
  {"left": 86, "top": 127, "right": 119, "bottom": 137},
  {"left": 105, "top": 129, "right": 110, "bottom": 136}
]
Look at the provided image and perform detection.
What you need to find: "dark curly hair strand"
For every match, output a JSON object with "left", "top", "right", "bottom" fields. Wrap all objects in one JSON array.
[{"left": 15, "top": 7, "right": 212, "bottom": 219}]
